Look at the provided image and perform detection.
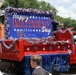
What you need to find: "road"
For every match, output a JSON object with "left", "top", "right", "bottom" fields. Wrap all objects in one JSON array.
[
  {"left": 60, "top": 68, "right": 76, "bottom": 75},
  {"left": 0, "top": 61, "right": 76, "bottom": 75},
  {"left": 1, "top": 71, "right": 76, "bottom": 75}
]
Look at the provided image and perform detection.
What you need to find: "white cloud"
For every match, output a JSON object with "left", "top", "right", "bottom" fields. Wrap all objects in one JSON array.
[
  {"left": 57, "top": 6, "right": 73, "bottom": 18},
  {"left": 56, "top": 6, "right": 69, "bottom": 18},
  {"left": 38, "top": 0, "right": 76, "bottom": 20},
  {"left": 70, "top": 3, "right": 76, "bottom": 12},
  {"left": 56, "top": 1, "right": 76, "bottom": 19},
  {"left": 51, "top": 0, "right": 76, "bottom": 20}
]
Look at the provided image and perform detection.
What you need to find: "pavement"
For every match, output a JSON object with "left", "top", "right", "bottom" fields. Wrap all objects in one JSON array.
[{"left": 60, "top": 73, "right": 76, "bottom": 75}]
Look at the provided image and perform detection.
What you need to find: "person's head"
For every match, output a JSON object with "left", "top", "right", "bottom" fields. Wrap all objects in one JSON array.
[
  {"left": 0, "top": 0, "right": 4, "bottom": 8},
  {"left": 30, "top": 55, "right": 42, "bottom": 68}
]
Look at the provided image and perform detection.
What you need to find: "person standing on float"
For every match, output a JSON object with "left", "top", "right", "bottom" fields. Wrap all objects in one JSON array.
[
  {"left": 0, "top": 0, "right": 4, "bottom": 8},
  {"left": 0, "top": 0, "right": 4, "bottom": 17}
]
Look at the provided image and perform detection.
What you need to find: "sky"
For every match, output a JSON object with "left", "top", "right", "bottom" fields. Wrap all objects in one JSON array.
[{"left": 38, "top": 0, "right": 76, "bottom": 20}]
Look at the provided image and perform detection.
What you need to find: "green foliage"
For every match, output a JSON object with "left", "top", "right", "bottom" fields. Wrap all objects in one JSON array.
[{"left": 55, "top": 15, "right": 76, "bottom": 31}]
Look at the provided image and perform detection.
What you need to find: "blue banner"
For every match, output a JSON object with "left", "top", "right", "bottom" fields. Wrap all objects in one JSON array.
[{"left": 9, "top": 11, "right": 53, "bottom": 38}]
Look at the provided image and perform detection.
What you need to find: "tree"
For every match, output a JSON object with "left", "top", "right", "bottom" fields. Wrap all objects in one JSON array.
[{"left": 39, "top": 1, "right": 57, "bottom": 14}]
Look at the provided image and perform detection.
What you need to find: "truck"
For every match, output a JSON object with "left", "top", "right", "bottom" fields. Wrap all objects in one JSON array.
[{"left": 0, "top": 6, "right": 76, "bottom": 75}]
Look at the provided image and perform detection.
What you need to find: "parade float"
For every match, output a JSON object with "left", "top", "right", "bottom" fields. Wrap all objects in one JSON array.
[{"left": 0, "top": 7, "right": 76, "bottom": 75}]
